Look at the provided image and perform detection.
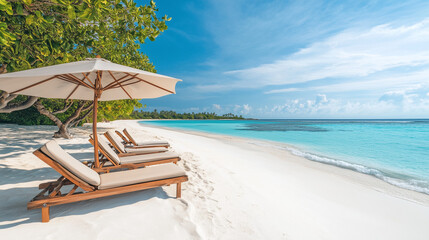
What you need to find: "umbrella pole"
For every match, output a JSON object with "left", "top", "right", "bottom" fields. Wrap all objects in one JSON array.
[{"left": 93, "top": 94, "right": 100, "bottom": 168}]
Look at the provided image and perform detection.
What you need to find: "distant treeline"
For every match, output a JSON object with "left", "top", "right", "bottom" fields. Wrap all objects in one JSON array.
[{"left": 130, "top": 110, "right": 244, "bottom": 120}]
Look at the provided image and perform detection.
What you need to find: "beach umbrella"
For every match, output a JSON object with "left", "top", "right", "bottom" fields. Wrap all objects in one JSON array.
[{"left": 0, "top": 56, "right": 180, "bottom": 167}]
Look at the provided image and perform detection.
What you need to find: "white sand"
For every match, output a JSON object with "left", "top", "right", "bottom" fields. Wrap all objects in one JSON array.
[{"left": 0, "top": 120, "right": 429, "bottom": 240}]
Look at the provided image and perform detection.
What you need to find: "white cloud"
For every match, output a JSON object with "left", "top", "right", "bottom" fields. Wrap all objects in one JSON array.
[
  {"left": 212, "top": 104, "right": 221, "bottom": 110},
  {"left": 225, "top": 19, "right": 429, "bottom": 89},
  {"left": 232, "top": 104, "right": 252, "bottom": 115},
  {"left": 315, "top": 94, "right": 328, "bottom": 104},
  {"left": 187, "top": 107, "right": 200, "bottom": 112},
  {"left": 264, "top": 91, "right": 429, "bottom": 118},
  {"left": 265, "top": 88, "right": 302, "bottom": 94}
]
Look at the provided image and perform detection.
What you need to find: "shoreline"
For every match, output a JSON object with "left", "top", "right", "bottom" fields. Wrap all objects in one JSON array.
[
  {"left": 1, "top": 120, "right": 429, "bottom": 239},
  {"left": 138, "top": 120, "right": 429, "bottom": 199}
]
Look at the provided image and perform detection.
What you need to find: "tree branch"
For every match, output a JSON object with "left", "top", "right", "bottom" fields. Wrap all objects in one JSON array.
[
  {"left": 52, "top": 101, "right": 74, "bottom": 114},
  {"left": 0, "top": 95, "right": 39, "bottom": 113},
  {"left": 63, "top": 101, "right": 89, "bottom": 126},
  {"left": 34, "top": 100, "right": 63, "bottom": 128},
  {"left": 70, "top": 104, "right": 93, "bottom": 127}
]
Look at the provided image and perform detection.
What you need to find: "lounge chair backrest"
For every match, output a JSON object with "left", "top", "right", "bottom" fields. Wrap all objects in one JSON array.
[
  {"left": 106, "top": 130, "right": 126, "bottom": 153},
  {"left": 123, "top": 128, "right": 138, "bottom": 146},
  {"left": 116, "top": 130, "right": 131, "bottom": 144},
  {"left": 40, "top": 140, "right": 101, "bottom": 186},
  {"left": 97, "top": 135, "right": 122, "bottom": 165}
]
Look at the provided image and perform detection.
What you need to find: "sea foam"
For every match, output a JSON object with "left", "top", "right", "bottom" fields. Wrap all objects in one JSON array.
[{"left": 284, "top": 146, "right": 429, "bottom": 195}]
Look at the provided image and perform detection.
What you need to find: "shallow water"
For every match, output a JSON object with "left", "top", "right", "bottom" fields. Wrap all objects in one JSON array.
[{"left": 140, "top": 119, "right": 429, "bottom": 194}]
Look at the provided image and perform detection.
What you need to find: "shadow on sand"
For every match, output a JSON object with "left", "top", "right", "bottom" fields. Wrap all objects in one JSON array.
[
  {"left": 0, "top": 185, "right": 172, "bottom": 229},
  {"left": 0, "top": 124, "right": 169, "bottom": 228}
]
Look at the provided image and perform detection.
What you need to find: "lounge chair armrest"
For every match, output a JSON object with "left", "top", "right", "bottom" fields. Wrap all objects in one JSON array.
[
  {"left": 126, "top": 145, "right": 168, "bottom": 149},
  {"left": 119, "top": 164, "right": 138, "bottom": 170},
  {"left": 117, "top": 152, "right": 144, "bottom": 157},
  {"left": 93, "top": 168, "right": 110, "bottom": 173},
  {"left": 92, "top": 164, "right": 138, "bottom": 173}
]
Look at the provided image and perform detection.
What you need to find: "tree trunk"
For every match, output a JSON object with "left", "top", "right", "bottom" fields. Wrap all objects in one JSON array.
[
  {"left": 53, "top": 125, "right": 72, "bottom": 139},
  {"left": 34, "top": 100, "right": 92, "bottom": 139}
]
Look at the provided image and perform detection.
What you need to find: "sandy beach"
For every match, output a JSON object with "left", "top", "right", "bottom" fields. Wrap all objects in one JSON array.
[{"left": 1, "top": 119, "right": 429, "bottom": 240}]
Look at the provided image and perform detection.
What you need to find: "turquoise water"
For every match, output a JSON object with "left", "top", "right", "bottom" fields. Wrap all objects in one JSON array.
[{"left": 139, "top": 119, "right": 429, "bottom": 194}]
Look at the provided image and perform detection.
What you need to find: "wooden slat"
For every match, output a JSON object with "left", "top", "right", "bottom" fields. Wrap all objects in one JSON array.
[
  {"left": 123, "top": 129, "right": 138, "bottom": 146},
  {"left": 115, "top": 130, "right": 132, "bottom": 144},
  {"left": 28, "top": 176, "right": 188, "bottom": 210},
  {"left": 33, "top": 150, "right": 95, "bottom": 192},
  {"left": 90, "top": 135, "right": 179, "bottom": 167},
  {"left": 103, "top": 132, "right": 125, "bottom": 153},
  {"left": 126, "top": 144, "right": 170, "bottom": 149},
  {"left": 88, "top": 138, "right": 119, "bottom": 166},
  {"left": 123, "top": 129, "right": 169, "bottom": 148},
  {"left": 66, "top": 185, "right": 79, "bottom": 196}
]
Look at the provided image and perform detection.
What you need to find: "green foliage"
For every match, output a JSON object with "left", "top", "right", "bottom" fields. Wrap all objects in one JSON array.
[
  {"left": 0, "top": 0, "right": 169, "bottom": 126},
  {"left": 130, "top": 110, "right": 245, "bottom": 120},
  {"left": 0, "top": 105, "right": 52, "bottom": 125},
  {"left": 97, "top": 99, "right": 143, "bottom": 122},
  {"left": 1, "top": 0, "right": 169, "bottom": 71}
]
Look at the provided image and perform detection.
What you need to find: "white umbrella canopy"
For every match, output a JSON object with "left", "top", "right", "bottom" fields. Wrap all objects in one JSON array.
[
  {"left": 0, "top": 57, "right": 181, "bottom": 167},
  {"left": 0, "top": 58, "right": 181, "bottom": 100}
]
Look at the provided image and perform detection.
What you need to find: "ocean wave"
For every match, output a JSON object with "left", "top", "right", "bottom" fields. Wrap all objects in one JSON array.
[{"left": 283, "top": 146, "right": 429, "bottom": 195}]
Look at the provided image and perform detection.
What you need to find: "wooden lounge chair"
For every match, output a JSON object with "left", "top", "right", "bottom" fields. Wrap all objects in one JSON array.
[
  {"left": 29, "top": 140, "right": 188, "bottom": 222},
  {"left": 123, "top": 128, "right": 170, "bottom": 148},
  {"left": 89, "top": 135, "right": 181, "bottom": 170},
  {"left": 104, "top": 130, "right": 168, "bottom": 155},
  {"left": 116, "top": 130, "right": 136, "bottom": 146},
  {"left": 89, "top": 134, "right": 166, "bottom": 155}
]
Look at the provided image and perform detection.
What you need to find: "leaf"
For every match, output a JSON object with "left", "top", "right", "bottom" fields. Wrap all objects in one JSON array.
[
  {"left": 67, "top": 5, "right": 76, "bottom": 19},
  {"left": 22, "top": 0, "right": 32, "bottom": 5},
  {"left": 45, "top": 16, "right": 55, "bottom": 23},
  {"left": 16, "top": 4, "right": 23, "bottom": 15},
  {"left": 79, "top": 8, "right": 92, "bottom": 19},
  {"left": 0, "top": 0, "right": 13, "bottom": 15},
  {"left": 25, "top": 15, "right": 35, "bottom": 25}
]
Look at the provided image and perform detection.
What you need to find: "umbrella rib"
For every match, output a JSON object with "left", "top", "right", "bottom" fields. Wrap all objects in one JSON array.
[
  {"left": 66, "top": 83, "right": 80, "bottom": 100},
  {"left": 57, "top": 75, "right": 80, "bottom": 84},
  {"left": 124, "top": 72, "right": 175, "bottom": 94},
  {"left": 10, "top": 75, "right": 58, "bottom": 94},
  {"left": 82, "top": 72, "right": 95, "bottom": 87},
  {"left": 104, "top": 74, "right": 138, "bottom": 90},
  {"left": 119, "top": 80, "right": 141, "bottom": 88},
  {"left": 107, "top": 71, "right": 133, "bottom": 99},
  {"left": 64, "top": 74, "right": 94, "bottom": 89}
]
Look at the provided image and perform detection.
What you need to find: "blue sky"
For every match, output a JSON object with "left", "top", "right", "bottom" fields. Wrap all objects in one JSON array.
[{"left": 138, "top": 0, "right": 429, "bottom": 119}]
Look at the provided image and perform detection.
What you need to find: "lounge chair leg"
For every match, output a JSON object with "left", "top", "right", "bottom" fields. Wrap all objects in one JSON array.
[
  {"left": 41, "top": 206, "right": 50, "bottom": 223},
  {"left": 176, "top": 182, "right": 181, "bottom": 198}
]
